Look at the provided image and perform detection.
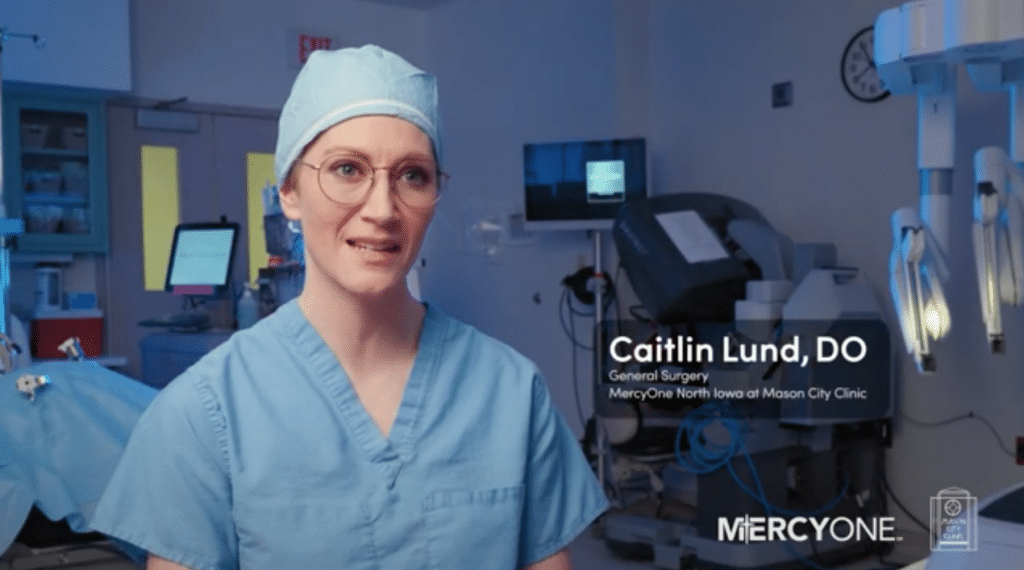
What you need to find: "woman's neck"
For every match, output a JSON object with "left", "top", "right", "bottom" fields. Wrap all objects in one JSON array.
[{"left": 297, "top": 282, "right": 425, "bottom": 374}]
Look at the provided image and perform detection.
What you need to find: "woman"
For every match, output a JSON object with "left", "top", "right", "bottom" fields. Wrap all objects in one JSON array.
[{"left": 92, "top": 45, "right": 607, "bottom": 570}]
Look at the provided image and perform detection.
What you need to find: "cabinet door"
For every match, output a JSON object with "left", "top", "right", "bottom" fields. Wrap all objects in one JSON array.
[{"left": 2, "top": 93, "right": 108, "bottom": 252}]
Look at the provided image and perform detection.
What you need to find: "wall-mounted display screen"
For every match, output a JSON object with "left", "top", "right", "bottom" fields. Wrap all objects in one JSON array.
[{"left": 524, "top": 137, "right": 647, "bottom": 230}]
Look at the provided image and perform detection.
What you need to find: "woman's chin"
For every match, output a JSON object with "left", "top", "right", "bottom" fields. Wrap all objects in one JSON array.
[
  {"left": 304, "top": 261, "right": 413, "bottom": 303},
  {"left": 342, "top": 278, "right": 409, "bottom": 301}
]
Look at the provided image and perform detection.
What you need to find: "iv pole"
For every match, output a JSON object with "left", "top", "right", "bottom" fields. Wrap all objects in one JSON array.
[{"left": 0, "top": 28, "right": 41, "bottom": 336}]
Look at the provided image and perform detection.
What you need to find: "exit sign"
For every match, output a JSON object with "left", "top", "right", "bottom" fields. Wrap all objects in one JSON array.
[{"left": 291, "top": 32, "right": 333, "bottom": 68}]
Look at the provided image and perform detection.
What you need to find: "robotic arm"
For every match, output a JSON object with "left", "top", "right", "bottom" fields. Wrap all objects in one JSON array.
[
  {"left": 876, "top": 0, "right": 1024, "bottom": 371},
  {"left": 973, "top": 147, "right": 1024, "bottom": 352},
  {"left": 876, "top": 0, "right": 957, "bottom": 373},
  {"left": 961, "top": 1, "right": 1024, "bottom": 352},
  {"left": 890, "top": 208, "right": 951, "bottom": 372}
]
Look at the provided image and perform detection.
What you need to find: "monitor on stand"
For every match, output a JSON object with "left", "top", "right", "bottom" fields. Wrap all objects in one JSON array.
[
  {"left": 523, "top": 137, "right": 648, "bottom": 231},
  {"left": 139, "top": 221, "right": 240, "bottom": 331}
]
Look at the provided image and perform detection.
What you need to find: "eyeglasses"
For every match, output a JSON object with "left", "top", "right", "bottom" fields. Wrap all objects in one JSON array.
[{"left": 298, "top": 153, "right": 447, "bottom": 210}]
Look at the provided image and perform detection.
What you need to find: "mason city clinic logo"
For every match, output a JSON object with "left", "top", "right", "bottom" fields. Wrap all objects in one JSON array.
[{"left": 930, "top": 487, "right": 978, "bottom": 552}]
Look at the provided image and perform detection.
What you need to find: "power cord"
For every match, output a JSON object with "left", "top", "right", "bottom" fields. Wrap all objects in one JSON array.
[
  {"left": 561, "top": 287, "right": 588, "bottom": 431},
  {"left": 559, "top": 266, "right": 623, "bottom": 434},
  {"left": 899, "top": 410, "right": 1015, "bottom": 459},
  {"left": 559, "top": 287, "right": 594, "bottom": 351},
  {"left": 878, "top": 464, "right": 930, "bottom": 534}
]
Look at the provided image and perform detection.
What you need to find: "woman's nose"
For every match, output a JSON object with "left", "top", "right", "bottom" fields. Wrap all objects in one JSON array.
[{"left": 359, "top": 169, "right": 398, "bottom": 220}]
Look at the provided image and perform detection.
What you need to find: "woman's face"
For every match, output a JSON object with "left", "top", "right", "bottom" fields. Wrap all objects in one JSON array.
[{"left": 280, "top": 115, "right": 436, "bottom": 301}]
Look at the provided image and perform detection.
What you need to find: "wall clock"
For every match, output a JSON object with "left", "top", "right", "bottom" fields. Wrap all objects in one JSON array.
[{"left": 841, "top": 26, "right": 890, "bottom": 103}]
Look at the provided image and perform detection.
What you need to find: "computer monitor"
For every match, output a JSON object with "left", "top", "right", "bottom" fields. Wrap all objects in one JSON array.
[
  {"left": 523, "top": 137, "right": 648, "bottom": 231},
  {"left": 164, "top": 222, "right": 240, "bottom": 297}
]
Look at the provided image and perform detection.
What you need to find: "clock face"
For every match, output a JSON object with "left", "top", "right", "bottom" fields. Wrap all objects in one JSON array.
[{"left": 842, "top": 26, "right": 890, "bottom": 103}]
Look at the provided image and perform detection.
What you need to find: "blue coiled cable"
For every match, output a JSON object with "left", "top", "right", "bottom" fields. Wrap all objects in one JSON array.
[{"left": 675, "top": 401, "right": 850, "bottom": 570}]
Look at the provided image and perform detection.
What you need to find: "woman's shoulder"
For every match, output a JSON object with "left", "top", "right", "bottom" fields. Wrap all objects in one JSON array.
[
  {"left": 425, "top": 303, "right": 542, "bottom": 380},
  {"left": 163, "top": 300, "right": 312, "bottom": 394}
]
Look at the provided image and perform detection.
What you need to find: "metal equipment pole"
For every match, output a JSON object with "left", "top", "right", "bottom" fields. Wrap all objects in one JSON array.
[
  {"left": 592, "top": 230, "right": 606, "bottom": 495},
  {"left": 0, "top": 29, "right": 37, "bottom": 336}
]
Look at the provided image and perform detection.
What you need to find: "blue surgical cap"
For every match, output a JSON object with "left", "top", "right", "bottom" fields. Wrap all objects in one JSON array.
[{"left": 274, "top": 45, "right": 442, "bottom": 184}]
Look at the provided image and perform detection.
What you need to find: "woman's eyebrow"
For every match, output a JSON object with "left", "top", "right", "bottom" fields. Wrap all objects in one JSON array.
[
  {"left": 319, "top": 146, "right": 434, "bottom": 163},
  {"left": 318, "top": 146, "right": 367, "bottom": 159}
]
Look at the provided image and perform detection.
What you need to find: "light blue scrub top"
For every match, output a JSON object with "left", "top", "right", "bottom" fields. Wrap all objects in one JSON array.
[{"left": 91, "top": 300, "right": 608, "bottom": 570}]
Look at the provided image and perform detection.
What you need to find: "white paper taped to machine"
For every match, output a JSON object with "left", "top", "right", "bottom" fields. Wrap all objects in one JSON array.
[{"left": 654, "top": 210, "right": 730, "bottom": 264}]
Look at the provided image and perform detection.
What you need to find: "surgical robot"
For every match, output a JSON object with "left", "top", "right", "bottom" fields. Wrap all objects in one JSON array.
[
  {"left": 875, "top": 1, "right": 1024, "bottom": 568},
  {"left": 876, "top": 0, "right": 1024, "bottom": 371}
]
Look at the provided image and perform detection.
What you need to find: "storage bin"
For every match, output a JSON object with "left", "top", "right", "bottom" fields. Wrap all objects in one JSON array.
[
  {"left": 61, "top": 127, "right": 88, "bottom": 151},
  {"left": 23, "top": 205, "right": 63, "bottom": 234},
  {"left": 65, "top": 208, "right": 90, "bottom": 234},
  {"left": 23, "top": 206, "right": 46, "bottom": 233},
  {"left": 31, "top": 309, "right": 104, "bottom": 359},
  {"left": 25, "top": 170, "right": 62, "bottom": 194},
  {"left": 20, "top": 123, "right": 48, "bottom": 148},
  {"left": 61, "top": 162, "right": 89, "bottom": 196}
]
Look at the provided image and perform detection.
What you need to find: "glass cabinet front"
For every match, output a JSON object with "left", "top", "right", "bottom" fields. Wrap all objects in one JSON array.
[{"left": 2, "top": 94, "right": 108, "bottom": 253}]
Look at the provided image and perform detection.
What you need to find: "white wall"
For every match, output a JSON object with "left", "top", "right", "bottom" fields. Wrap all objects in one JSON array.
[
  {"left": 130, "top": 0, "right": 430, "bottom": 110},
  {"left": 1, "top": 0, "right": 131, "bottom": 92},
  {"left": 416, "top": 0, "right": 651, "bottom": 439}
]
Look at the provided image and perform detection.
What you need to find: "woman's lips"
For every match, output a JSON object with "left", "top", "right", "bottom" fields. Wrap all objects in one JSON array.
[{"left": 346, "top": 238, "right": 401, "bottom": 253}]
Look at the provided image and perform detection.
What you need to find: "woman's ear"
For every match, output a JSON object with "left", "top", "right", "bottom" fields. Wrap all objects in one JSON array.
[{"left": 279, "top": 177, "right": 301, "bottom": 221}]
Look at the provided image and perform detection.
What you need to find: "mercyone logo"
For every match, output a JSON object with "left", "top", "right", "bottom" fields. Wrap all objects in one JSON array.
[{"left": 718, "top": 515, "right": 901, "bottom": 544}]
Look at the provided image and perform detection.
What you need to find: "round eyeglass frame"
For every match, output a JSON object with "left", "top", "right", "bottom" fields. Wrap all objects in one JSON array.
[{"left": 297, "top": 156, "right": 449, "bottom": 210}]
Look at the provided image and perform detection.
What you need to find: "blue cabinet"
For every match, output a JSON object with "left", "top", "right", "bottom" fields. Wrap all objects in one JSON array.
[
  {"left": 2, "top": 92, "right": 109, "bottom": 252},
  {"left": 139, "top": 330, "right": 234, "bottom": 388}
]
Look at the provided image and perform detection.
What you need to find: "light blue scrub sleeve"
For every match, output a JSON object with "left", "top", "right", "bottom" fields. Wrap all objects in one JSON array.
[
  {"left": 520, "top": 374, "right": 608, "bottom": 566},
  {"left": 91, "top": 375, "right": 238, "bottom": 570}
]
